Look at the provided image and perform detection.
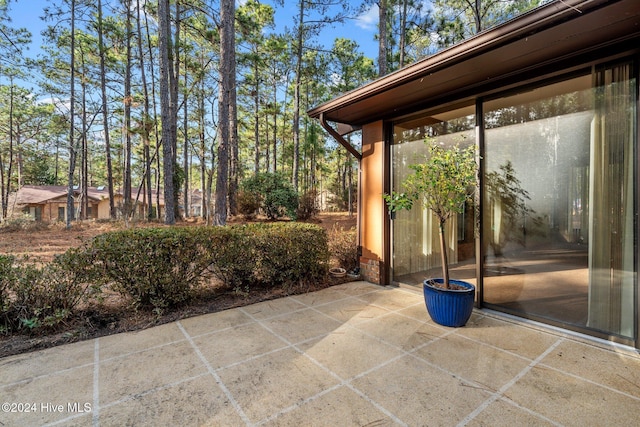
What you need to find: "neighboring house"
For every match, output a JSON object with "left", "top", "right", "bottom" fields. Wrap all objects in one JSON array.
[
  {"left": 13, "top": 185, "right": 109, "bottom": 222},
  {"left": 183, "top": 188, "right": 205, "bottom": 217},
  {"left": 11, "top": 185, "right": 166, "bottom": 221},
  {"left": 309, "top": 0, "right": 640, "bottom": 349}
]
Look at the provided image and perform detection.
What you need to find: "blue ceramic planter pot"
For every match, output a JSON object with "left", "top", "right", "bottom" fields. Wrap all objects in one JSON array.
[{"left": 423, "top": 279, "right": 475, "bottom": 327}]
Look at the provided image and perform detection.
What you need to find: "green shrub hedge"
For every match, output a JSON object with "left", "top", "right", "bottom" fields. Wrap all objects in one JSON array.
[
  {"left": 88, "top": 223, "right": 329, "bottom": 310},
  {"left": 0, "top": 250, "right": 97, "bottom": 333},
  {"left": 328, "top": 225, "right": 358, "bottom": 270},
  {"left": 237, "top": 223, "right": 329, "bottom": 288},
  {"left": 0, "top": 222, "right": 330, "bottom": 332},
  {"left": 0, "top": 255, "right": 14, "bottom": 333},
  {"left": 202, "top": 226, "right": 254, "bottom": 290},
  {"left": 89, "top": 227, "right": 213, "bottom": 312}
]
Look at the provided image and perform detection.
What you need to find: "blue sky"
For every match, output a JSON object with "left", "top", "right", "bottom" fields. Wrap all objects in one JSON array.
[
  {"left": 7, "top": 0, "right": 379, "bottom": 68},
  {"left": 270, "top": 0, "right": 379, "bottom": 58}
]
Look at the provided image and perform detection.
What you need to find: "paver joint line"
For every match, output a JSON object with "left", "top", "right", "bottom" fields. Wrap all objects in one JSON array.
[
  {"left": 456, "top": 338, "right": 565, "bottom": 427},
  {"left": 176, "top": 321, "right": 252, "bottom": 426},
  {"left": 239, "top": 304, "right": 410, "bottom": 427},
  {"left": 92, "top": 338, "right": 100, "bottom": 427},
  {"left": 3, "top": 282, "right": 640, "bottom": 426}
]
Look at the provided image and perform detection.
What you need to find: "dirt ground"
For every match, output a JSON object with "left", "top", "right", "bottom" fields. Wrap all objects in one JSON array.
[
  {"left": 0, "top": 221, "right": 118, "bottom": 263},
  {"left": 0, "top": 212, "right": 356, "bottom": 263},
  {"left": 0, "top": 213, "right": 357, "bottom": 358}
]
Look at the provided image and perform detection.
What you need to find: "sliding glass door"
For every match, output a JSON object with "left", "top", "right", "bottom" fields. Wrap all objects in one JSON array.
[
  {"left": 389, "top": 60, "right": 637, "bottom": 344},
  {"left": 482, "top": 62, "right": 637, "bottom": 340},
  {"left": 390, "top": 105, "right": 477, "bottom": 286}
]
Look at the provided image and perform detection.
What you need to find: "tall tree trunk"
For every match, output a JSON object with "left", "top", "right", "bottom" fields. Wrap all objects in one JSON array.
[
  {"left": 228, "top": 13, "right": 238, "bottom": 217},
  {"left": 1, "top": 79, "right": 15, "bottom": 219},
  {"left": 171, "top": 2, "right": 181, "bottom": 218},
  {"left": 183, "top": 60, "right": 189, "bottom": 218},
  {"left": 123, "top": 0, "right": 133, "bottom": 219},
  {"left": 66, "top": 0, "right": 76, "bottom": 229},
  {"left": 292, "top": 0, "right": 304, "bottom": 192},
  {"left": 136, "top": 0, "right": 153, "bottom": 220},
  {"left": 54, "top": 139, "right": 60, "bottom": 185},
  {"left": 272, "top": 84, "right": 278, "bottom": 173},
  {"left": 207, "top": 142, "right": 215, "bottom": 225},
  {"left": 97, "top": 0, "right": 115, "bottom": 218},
  {"left": 378, "top": 0, "right": 387, "bottom": 76},
  {"left": 399, "top": 0, "right": 408, "bottom": 68},
  {"left": 264, "top": 106, "right": 270, "bottom": 173},
  {"left": 347, "top": 136, "right": 352, "bottom": 216},
  {"left": 253, "top": 71, "right": 260, "bottom": 174},
  {"left": 214, "top": 0, "right": 235, "bottom": 225},
  {"left": 0, "top": 152, "right": 5, "bottom": 220},
  {"left": 80, "top": 61, "right": 88, "bottom": 220},
  {"left": 15, "top": 135, "right": 22, "bottom": 189},
  {"left": 143, "top": 3, "right": 162, "bottom": 219},
  {"left": 158, "top": 0, "right": 175, "bottom": 224},
  {"left": 199, "top": 77, "right": 206, "bottom": 218}
]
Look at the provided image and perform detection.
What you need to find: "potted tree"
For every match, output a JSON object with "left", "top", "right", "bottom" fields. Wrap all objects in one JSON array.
[{"left": 384, "top": 140, "right": 477, "bottom": 327}]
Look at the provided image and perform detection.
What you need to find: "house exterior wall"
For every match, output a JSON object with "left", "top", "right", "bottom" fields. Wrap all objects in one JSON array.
[
  {"left": 21, "top": 200, "right": 101, "bottom": 222},
  {"left": 97, "top": 199, "right": 112, "bottom": 220},
  {"left": 359, "top": 121, "right": 386, "bottom": 284}
]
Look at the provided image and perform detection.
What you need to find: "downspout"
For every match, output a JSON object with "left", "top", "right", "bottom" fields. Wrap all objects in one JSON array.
[
  {"left": 319, "top": 113, "right": 363, "bottom": 272},
  {"left": 319, "top": 113, "right": 362, "bottom": 161}
]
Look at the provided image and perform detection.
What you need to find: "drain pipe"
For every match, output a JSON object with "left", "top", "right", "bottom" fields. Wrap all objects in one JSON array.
[
  {"left": 319, "top": 113, "right": 363, "bottom": 271},
  {"left": 319, "top": 113, "right": 362, "bottom": 161}
]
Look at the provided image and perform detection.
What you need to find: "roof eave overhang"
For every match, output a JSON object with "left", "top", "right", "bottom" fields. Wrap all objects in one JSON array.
[{"left": 308, "top": 0, "right": 640, "bottom": 127}]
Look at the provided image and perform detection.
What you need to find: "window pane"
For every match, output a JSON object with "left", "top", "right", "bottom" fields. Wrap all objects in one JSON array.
[
  {"left": 483, "top": 66, "right": 636, "bottom": 339},
  {"left": 391, "top": 105, "right": 476, "bottom": 285}
]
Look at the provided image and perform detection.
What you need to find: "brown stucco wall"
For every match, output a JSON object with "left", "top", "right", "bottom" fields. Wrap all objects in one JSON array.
[
  {"left": 97, "top": 199, "right": 111, "bottom": 220},
  {"left": 359, "top": 121, "right": 386, "bottom": 284}
]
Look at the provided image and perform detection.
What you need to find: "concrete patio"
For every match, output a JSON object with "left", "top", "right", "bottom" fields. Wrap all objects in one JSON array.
[{"left": 1, "top": 281, "right": 639, "bottom": 426}]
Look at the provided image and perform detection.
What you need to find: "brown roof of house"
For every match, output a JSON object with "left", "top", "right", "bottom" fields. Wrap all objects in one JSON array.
[
  {"left": 16, "top": 185, "right": 110, "bottom": 204},
  {"left": 15, "top": 185, "right": 174, "bottom": 206},
  {"left": 308, "top": 0, "right": 640, "bottom": 127}
]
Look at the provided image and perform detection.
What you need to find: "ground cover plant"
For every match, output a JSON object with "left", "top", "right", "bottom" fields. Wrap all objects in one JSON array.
[{"left": 0, "top": 214, "right": 357, "bottom": 357}]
